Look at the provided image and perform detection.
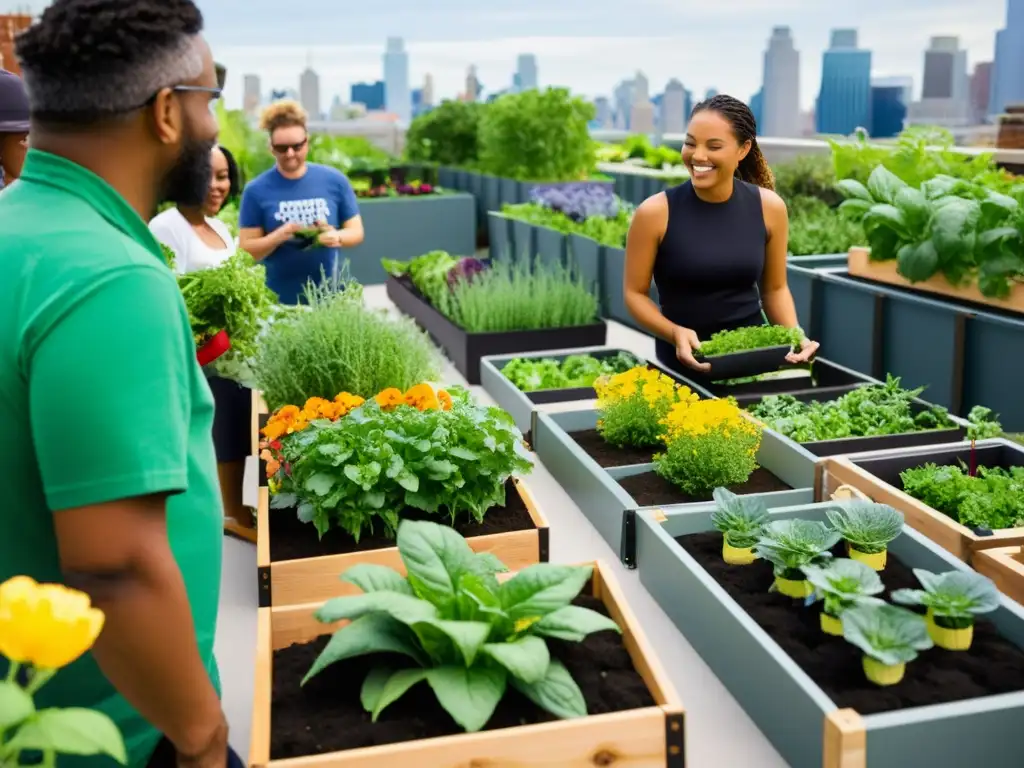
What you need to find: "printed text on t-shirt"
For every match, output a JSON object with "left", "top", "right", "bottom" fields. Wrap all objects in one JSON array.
[{"left": 274, "top": 198, "right": 331, "bottom": 225}]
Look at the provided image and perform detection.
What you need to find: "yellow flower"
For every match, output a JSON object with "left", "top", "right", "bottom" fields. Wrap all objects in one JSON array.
[
  {"left": 661, "top": 399, "right": 757, "bottom": 442},
  {"left": 0, "top": 577, "right": 105, "bottom": 670}
]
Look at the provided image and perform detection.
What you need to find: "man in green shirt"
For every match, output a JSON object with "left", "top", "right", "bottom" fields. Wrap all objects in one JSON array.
[{"left": 0, "top": 1, "right": 230, "bottom": 766}]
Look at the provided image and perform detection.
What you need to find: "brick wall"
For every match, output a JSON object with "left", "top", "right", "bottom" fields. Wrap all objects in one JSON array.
[{"left": 0, "top": 14, "right": 33, "bottom": 75}]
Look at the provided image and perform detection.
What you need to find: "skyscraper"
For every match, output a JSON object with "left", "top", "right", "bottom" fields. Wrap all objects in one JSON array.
[
  {"left": 908, "top": 36, "right": 970, "bottom": 127},
  {"left": 593, "top": 96, "right": 612, "bottom": 128},
  {"left": 660, "top": 79, "right": 686, "bottom": 133},
  {"left": 351, "top": 81, "right": 385, "bottom": 111},
  {"left": 516, "top": 54, "right": 538, "bottom": 92},
  {"left": 422, "top": 74, "right": 435, "bottom": 109},
  {"left": 465, "top": 65, "right": 482, "bottom": 102},
  {"left": 630, "top": 71, "right": 655, "bottom": 134},
  {"left": 761, "top": 26, "right": 801, "bottom": 137},
  {"left": 816, "top": 29, "right": 872, "bottom": 136},
  {"left": 971, "top": 62, "right": 993, "bottom": 124},
  {"left": 243, "top": 74, "right": 262, "bottom": 118},
  {"left": 613, "top": 79, "right": 635, "bottom": 129},
  {"left": 990, "top": 0, "right": 1024, "bottom": 117},
  {"left": 749, "top": 89, "right": 763, "bottom": 131},
  {"left": 870, "top": 81, "right": 909, "bottom": 138},
  {"left": 383, "top": 37, "right": 411, "bottom": 122},
  {"left": 299, "top": 66, "right": 320, "bottom": 120}
]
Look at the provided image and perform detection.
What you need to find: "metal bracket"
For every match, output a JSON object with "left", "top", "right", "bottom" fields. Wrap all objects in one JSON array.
[
  {"left": 620, "top": 509, "right": 637, "bottom": 569},
  {"left": 257, "top": 565, "right": 272, "bottom": 608},
  {"left": 665, "top": 711, "right": 686, "bottom": 766}
]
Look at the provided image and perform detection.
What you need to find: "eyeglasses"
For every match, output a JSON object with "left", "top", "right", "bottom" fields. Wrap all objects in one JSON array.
[
  {"left": 272, "top": 138, "right": 308, "bottom": 155},
  {"left": 171, "top": 85, "right": 223, "bottom": 101}
]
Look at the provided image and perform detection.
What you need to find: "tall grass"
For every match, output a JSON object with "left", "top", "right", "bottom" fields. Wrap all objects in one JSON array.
[{"left": 253, "top": 274, "right": 441, "bottom": 410}]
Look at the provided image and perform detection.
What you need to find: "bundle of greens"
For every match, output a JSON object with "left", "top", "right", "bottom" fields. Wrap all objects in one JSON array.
[
  {"left": 900, "top": 462, "right": 1024, "bottom": 532},
  {"left": 382, "top": 250, "right": 460, "bottom": 306},
  {"left": 697, "top": 325, "right": 803, "bottom": 357},
  {"left": 501, "top": 352, "right": 639, "bottom": 392}
]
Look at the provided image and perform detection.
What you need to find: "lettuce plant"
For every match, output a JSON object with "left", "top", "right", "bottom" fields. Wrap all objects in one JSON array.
[
  {"left": 754, "top": 520, "right": 841, "bottom": 591},
  {"left": 303, "top": 520, "right": 621, "bottom": 732},
  {"left": 842, "top": 604, "right": 933, "bottom": 686},
  {"left": 697, "top": 325, "right": 803, "bottom": 357},
  {"left": 802, "top": 559, "right": 885, "bottom": 626},
  {"left": 892, "top": 569, "right": 999, "bottom": 631},
  {"left": 710, "top": 488, "right": 769, "bottom": 553},
  {"left": 825, "top": 502, "right": 903, "bottom": 559}
]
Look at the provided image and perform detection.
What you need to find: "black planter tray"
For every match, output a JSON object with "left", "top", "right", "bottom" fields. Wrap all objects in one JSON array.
[
  {"left": 692, "top": 345, "right": 792, "bottom": 381},
  {"left": 681, "top": 357, "right": 880, "bottom": 400},
  {"left": 385, "top": 276, "right": 607, "bottom": 385}
]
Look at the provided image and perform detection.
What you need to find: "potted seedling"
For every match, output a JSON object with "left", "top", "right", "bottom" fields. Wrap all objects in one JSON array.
[
  {"left": 842, "top": 603, "right": 934, "bottom": 686},
  {"left": 891, "top": 568, "right": 1000, "bottom": 651},
  {"left": 825, "top": 501, "right": 904, "bottom": 571},
  {"left": 801, "top": 558, "right": 886, "bottom": 636},
  {"left": 753, "top": 519, "right": 841, "bottom": 599},
  {"left": 302, "top": 519, "right": 622, "bottom": 731},
  {"left": 709, "top": 487, "right": 769, "bottom": 565}
]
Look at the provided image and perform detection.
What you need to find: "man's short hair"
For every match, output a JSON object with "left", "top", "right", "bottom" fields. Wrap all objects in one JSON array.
[{"left": 15, "top": 0, "right": 206, "bottom": 124}]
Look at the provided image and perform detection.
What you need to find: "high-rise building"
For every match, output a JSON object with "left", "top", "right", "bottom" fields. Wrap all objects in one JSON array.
[
  {"left": 630, "top": 71, "right": 655, "bottom": 134},
  {"left": 0, "top": 14, "right": 32, "bottom": 75},
  {"left": 243, "top": 74, "right": 262, "bottom": 117},
  {"left": 422, "top": 74, "right": 434, "bottom": 109},
  {"left": 816, "top": 29, "right": 872, "bottom": 136},
  {"left": 299, "top": 66, "right": 320, "bottom": 120},
  {"left": 870, "top": 83, "right": 908, "bottom": 138},
  {"left": 761, "top": 26, "right": 801, "bottom": 137},
  {"left": 704, "top": 87, "right": 719, "bottom": 100},
  {"left": 613, "top": 79, "right": 635, "bottom": 129},
  {"left": 907, "top": 36, "right": 970, "bottom": 127},
  {"left": 660, "top": 79, "right": 686, "bottom": 133},
  {"left": 351, "top": 81, "right": 385, "bottom": 111},
  {"left": 383, "top": 36, "right": 411, "bottom": 123},
  {"left": 990, "top": 0, "right": 1024, "bottom": 117},
  {"left": 464, "top": 65, "right": 482, "bottom": 102},
  {"left": 516, "top": 54, "right": 538, "bottom": 92},
  {"left": 593, "top": 96, "right": 612, "bottom": 128},
  {"left": 749, "top": 89, "right": 764, "bottom": 131},
  {"left": 971, "top": 62, "right": 993, "bottom": 124}
]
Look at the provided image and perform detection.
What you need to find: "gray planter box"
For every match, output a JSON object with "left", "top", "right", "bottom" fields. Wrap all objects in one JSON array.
[
  {"left": 499, "top": 177, "right": 523, "bottom": 207},
  {"left": 487, "top": 212, "right": 512, "bottom": 261},
  {"left": 786, "top": 255, "right": 847, "bottom": 334},
  {"left": 481, "top": 174, "right": 502, "bottom": 217},
  {"left": 344, "top": 193, "right": 475, "bottom": 284},
  {"left": 636, "top": 500, "right": 1024, "bottom": 768},
  {"left": 466, "top": 171, "right": 486, "bottom": 229},
  {"left": 533, "top": 408, "right": 817, "bottom": 561},
  {"left": 601, "top": 246, "right": 657, "bottom": 329},
  {"left": 534, "top": 225, "right": 568, "bottom": 268},
  {"left": 510, "top": 219, "right": 536, "bottom": 262},
  {"left": 567, "top": 234, "right": 603, "bottom": 302},
  {"left": 437, "top": 167, "right": 455, "bottom": 189}
]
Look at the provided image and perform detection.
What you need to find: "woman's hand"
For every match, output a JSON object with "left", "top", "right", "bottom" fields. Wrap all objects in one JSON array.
[
  {"left": 674, "top": 325, "right": 711, "bottom": 372},
  {"left": 786, "top": 337, "right": 820, "bottom": 364}
]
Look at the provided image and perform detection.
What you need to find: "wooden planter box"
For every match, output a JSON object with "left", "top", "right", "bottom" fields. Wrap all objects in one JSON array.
[
  {"left": 821, "top": 438, "right": 1024, "bottom": 563},
  {"left": 635, "top": 499, "right": 1024, "bottom": 768},
  {"left": 250, "top": 560, "right": 686, "bottom": 768},
  {"left": 256, "top": 478, "right": 550, "bottom": 608},
  {"left": 848, "top": 246, "right": 1024, "bottom": 316},
  {"left": 385, "top": 275, "right": 607, "bottom": 385},
  {"left": 532, "top": 408, "right": 817, "bottom": 563},
  {"left": 975, "top": 546, "right": 1024, "bottom": 607}
]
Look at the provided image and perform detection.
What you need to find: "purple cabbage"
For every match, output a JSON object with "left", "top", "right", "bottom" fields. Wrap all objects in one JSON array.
[
  {"left": 447, "top": 257, "right": 489, "bottom": 288},
  {"left": 530, "top": 182, "right": 619, "bottom": 222}
]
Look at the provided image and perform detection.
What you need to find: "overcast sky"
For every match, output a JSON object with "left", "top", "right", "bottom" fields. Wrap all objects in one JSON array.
[{"left": 15, "top": 0, "right": 1014, "bottom": 110}]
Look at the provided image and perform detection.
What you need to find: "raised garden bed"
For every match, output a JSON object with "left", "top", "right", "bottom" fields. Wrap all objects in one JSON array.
[
  {"left": 635, "top": 499, "right": 1024, "bottom": 768},
  {"left": 255, "top": 477, "right": 549, "bottom": 607},
  {"left": 250, "top": 559, "right": 686, "bottom": 767},
  {"left": 975, "top": 546, "right": 1024, "bottom": 608},
  {"left": 532, "top": 407, "right": 817, "bottom": 561},
  {"left": 821, "top": 438, "right": 1024, "bottom": 563},
  {"left": 385, "top": 275, "right": 607, "bottom": 385}
]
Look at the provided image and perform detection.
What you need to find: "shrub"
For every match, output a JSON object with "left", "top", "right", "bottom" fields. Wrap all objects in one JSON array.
[
  {"left": 772, "top": 155, "right": 843, "bottom": 207},
  {"left": 405, "top": 100, "right": 485, "bottom": 167},
  {"left": 594, "top": 367, "right": 697, "bottom": 448}
]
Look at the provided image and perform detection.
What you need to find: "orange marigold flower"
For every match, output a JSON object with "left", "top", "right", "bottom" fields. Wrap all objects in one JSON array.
[
  {"left": 286, "top": 418, "right": 308, "bottom": 434},
  {"left": 404, "top": 383, "right": 438, "bottom": 411},
  {"left": 262, "top": 419, "right": 287, "bottom": 441},
  {"left": 437, "top": 389, "right": 453, "bottom": 410},
  {"left": 375, "top": 387, "right": 405, "bottom": 409},
  {"left": 319, "top": 401, "right": 345, "bottom": 420},
  {"left": 276, "top": 405, "right": 301, "bottom": 421},
  {"left": 334, "top": 392, "right": 365, "bottom": 410}
]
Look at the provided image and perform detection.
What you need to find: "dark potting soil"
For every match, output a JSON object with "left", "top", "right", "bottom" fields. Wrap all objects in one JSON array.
[
  {"left": 677, "top": 531, "right": 1024, "bottom": 714},
  {"left": 269, "top": 594, "right": 656, "bottom": 758},
  {"left": 570, "top": 428, "right": 659, "bottom": 468},
  {"left": 618, "top": 468, "right": 791, "bottom": 507},
  {"left": 269, "top": 478, "right": 534, "bottom": 562}
]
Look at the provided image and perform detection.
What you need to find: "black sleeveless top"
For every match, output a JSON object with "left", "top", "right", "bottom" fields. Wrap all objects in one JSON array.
[{"left": 652, "top": 179, "right": 768, "bottom": 374}]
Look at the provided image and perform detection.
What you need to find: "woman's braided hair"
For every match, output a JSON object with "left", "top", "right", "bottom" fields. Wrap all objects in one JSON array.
[{"left": 690, "top": 94, "right": 775, "bottom": 191}]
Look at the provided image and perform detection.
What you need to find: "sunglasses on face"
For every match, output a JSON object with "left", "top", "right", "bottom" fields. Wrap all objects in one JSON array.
[{"left": 272, "top": 138, "right": 308, "bottom": 155}]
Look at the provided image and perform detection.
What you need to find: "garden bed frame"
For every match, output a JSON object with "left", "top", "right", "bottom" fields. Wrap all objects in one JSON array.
[
  {"left": 975, "top": 546, "right": 1024, "bottom": 607},
  {"left": 249, "top": 559, "right": 687, "bottom": 768},
  {"left": 820, "top": 438, "right": 1024, "bottom": 563},
  {"left": 532, "top": 408, "right": 818, "bottom": 563},
  {"left": 255, "top": 478, "right": 550, "bottom": 608},
  {"left": 385, "top": 275, "right": 607, "bottom": 385},
  {"left": 635, "top": 497, "right": 1024, "bottom": 768}
]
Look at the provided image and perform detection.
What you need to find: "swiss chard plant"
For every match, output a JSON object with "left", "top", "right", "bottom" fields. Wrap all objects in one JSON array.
[
  {"left": 825, "top": 502, "right": 903, "bottom": 557},
  {"left": 802, "top": 559, "right": 885, "bottom": 619},
  {"left": 709, "top": 488, "right": 769, "bottom": 550},
  {"left": 892, "top": 569, "right": 1000, "bottom": 631},
  {"left": 303, "top": 520, "right": 621, "bottom": 732},
  {"left": 754, "top": 519, "right": 841, "bottom": 584}
]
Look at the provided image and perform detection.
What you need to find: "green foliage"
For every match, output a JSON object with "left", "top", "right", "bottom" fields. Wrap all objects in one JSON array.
[
  {"left": 698, "top": 325, "right": 803, "bottom": 357},
  {"left": 501, "top": 352, "right": 639, "bottom": 392},
  {"left": 899, "top": 460, "right": 1024, "bottom": 532},
  {"left": 405, "top": 101, "right": 485, "bottom": 167},
  {"left": 478, "top": 89, "right": 596, "bottom": 181},
  {"left": 306, "top": 134, "right": 394, "bottom": 172},
  {"left": 653, "top": 427, "right": 761, "bottom": 496},
  {"left": 217, "top": 199, "right": 239, "bottom": 238},
  {"left": 774, "top": 155, "right": 844, "bottom": 208},
  {"left": 272, "top": 390, "right": 533, "bottom": 540},
  {"left": 747, "top": 375, "right": 957, "bottom": 443},
  {"left": 825, "top": 502, "right": 904, "bottom": 555},
  {"left": 215, "top": 102, "right": 274, "bottom": 184},
  {"left": 709, "top": 488, "right": 769, "bottom": 548},
  {"left": 892, "top": 569, "right": 1000, "bottom": 628},
  {"left": 754, "top": 519, "right": 841, "bottom": 579},
  {"left": 501, "top": 201, "right": 634, "bottom": 249},
  {"left": 253, "top": 276, "right": 441, "bottom": 410},
  {"left": 802, "top": 559, "right": 885, "bottom": 618},
  {"left": 965, "top": 405, "right": 1004, "bottom": 441},
  {"left": 841, "top": 603, "right": 933, "bottom": 666},
  {"left": 787, "top": 195, "right": 866, "bottom": 256},
  {"left": 382, "top": 250, "right": 460, "bottom": 306},
  {"left": 303, "top": 520, "right": 620, "bottom": 731}
]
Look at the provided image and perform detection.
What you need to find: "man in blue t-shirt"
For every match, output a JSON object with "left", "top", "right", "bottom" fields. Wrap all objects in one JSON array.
[{"left": 239, "top": 101, "right": 364, "bottom": 304}]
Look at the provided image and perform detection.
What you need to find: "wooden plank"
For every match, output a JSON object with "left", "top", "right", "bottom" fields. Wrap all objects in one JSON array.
[
  {"left": 250, "top": 608, "right": 272, "bottom": 768},
  {"left": 256, "top": 486, "right": 271, "bottom": 569},
  {"left": 974, "top": 547, "right": 1024, "bottom": 606},
  {"left": 847, "top": 247, "right": 1024, "bottom": 316},
  {"left": 823, "top": 709, "right": 866, "bottom": 768}
]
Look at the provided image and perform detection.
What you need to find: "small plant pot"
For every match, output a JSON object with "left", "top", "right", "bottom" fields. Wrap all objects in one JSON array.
[
  {"left": 862, "top": 656, "right": 906, "bottom": 686},
  {"left": 820, "top": 612, "right": 844, "bottom": 636},
  {"left": 774, "top": 576, "right": 813, "bottom": 599},
  {"left": 847, "top": 544, "right": 887, "bottom": 571},
  {"left": 927, "top": 614, "right": 974, "bottom": 651},
  {"left": 722, "top": 540, "right": 756, "bottom": 565}
]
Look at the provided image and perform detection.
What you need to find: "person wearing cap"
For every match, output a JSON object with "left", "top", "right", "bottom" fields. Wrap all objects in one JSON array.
[{"left": 0, "top": 69, "right": 29, "bottom": 187}]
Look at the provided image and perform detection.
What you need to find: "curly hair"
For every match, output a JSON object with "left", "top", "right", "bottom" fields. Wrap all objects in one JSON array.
[
  {"left": 259, "top": 100, "right": 307, "bottom": 135},
  {"left": 15, "top": 0, "right": 205, "bottom": 124},
  {"left": 690, "top": 94, "right": 775, "bottom": 191}
]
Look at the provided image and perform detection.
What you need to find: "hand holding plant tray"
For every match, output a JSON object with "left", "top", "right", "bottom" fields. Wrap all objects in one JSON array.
[
  {"left": 694, "top": 325, "right": 805, "bottom": 379},
  {"left": 302, "top": 520, "right": 620, "bottom": 732}
]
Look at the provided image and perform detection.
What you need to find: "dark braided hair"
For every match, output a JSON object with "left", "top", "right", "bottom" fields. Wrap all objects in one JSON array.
[{"left": 690, "top": 94, "right": 775, "bottom": 191}]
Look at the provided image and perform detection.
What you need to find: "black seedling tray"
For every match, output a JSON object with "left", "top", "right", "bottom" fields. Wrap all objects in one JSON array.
[
  {"left": 702, "top": 358, "right": 876, "bottom": 398},
  {"left": 693, "top": 345, "right": 792, "bottom": 381}
]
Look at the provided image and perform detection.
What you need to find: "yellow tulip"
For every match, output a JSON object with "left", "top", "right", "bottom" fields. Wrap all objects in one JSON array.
[{"left": 0, "top": 576, "right": 105, "bottom": 670}]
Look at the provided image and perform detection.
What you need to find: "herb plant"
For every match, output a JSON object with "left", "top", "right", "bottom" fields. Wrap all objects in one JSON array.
[
  {"left": 697, "top": 325, "right": 804, "bottom": 357},
  {"left": 405, "top": 100, "right": 484, "bottom": 167},
  {"left": 892, "top": 569, "right": 1000, "bottom": 632},
  {"left": 501, "top": 352, "right": 639, "bottom": 392},
  {"left": 841, "top": 603, "right": 933, "bottom": 686},
  {"left": 787, "top": 196, "right": 866, "bottom": 257},
  {"left": 594, "top": 366, "right": 691, "bottom": 448},
  {"left": 754, "top": 519, "right": 841, "bottom": 595},
  {"left": 802, "top": 559, "right": 885, "bottom": 635},
  {"left": 825, "top": 502, "right": 903, "bottom": 566},
  {"left": 899, "top": 462, "right": 1024, "bottom": 532},
  {"left": 303, "top": 520, "right": 621, "bottom": 732},
  {"left": 501, "top": 199, "right": 633, "bottom": 249}
]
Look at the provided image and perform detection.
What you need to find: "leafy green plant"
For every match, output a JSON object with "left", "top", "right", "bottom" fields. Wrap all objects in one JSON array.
[
  {"left": 841, "top": 603, "right": 933, "bottom": 679},
  {"left": 478, "top": 89, "right": 596, "bottom": 182},
  {"left": 754, "top": 519, "right": 841, "bottom": 581},
  {"left": 709, "top": 488, "right": 769, "bottom": 548},
  {"left": 501, "top": 352, "right": 638, "bottom": 392},
  {"left": 802, "top": 559, "right": 885, "bottom": 619},
  {"left": 405, "top": 101, "right": 485, "bottom": 168},
  {"left": 892, "top": 569, "right": 1000, "bottom": 630},
  {"left": 697, "top": 325, "right": 803, "bottom": 357},
  {"left": 965, "top": 405, "right": 1004, "bottom": 441},
  {"left": 773, "top": 155, "right": 843, "bottom": 207},
  {"left": 501, "top": 201, "right": 633, "bottom": 249},
  {"left": 253, "top": 275, "right": 441, "bottom": 410},
  {"left": 382, "top": 250, "right": 460, "bottom": 306},
  {"left": 899, "top": 461, "right": 1024, "bottom": 532},
  {"left": 273, "top": 389, "right": 533, "bottom": 539},
  {"left": 825, "top": 502, "right": 903, "bottom": 555},
  {"left": 303, "top": 520, "right": 620, "bottom": 731},
  {"left": 787, "top": 195, "right": 866, "bottom": 256},
  {"left": 594, "top": 367, "right": 686, "bottom": 448}
]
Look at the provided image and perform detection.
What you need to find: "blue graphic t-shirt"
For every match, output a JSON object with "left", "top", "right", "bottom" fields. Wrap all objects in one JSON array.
[{"left": 239, "top": 163, "right": 360, "bottom": 304}]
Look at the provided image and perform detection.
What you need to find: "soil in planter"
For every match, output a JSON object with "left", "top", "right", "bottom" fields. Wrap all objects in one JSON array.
[
  {"left": 570, "top": 429, "right": 659, "bottom": 468},
  {"left": 619, "top": 468, "right": 790, "bottom": 506},
  {"left": 677, "top": 532, "right": 1024, "bottom": 714},
  {"left": 269, "top": 478, "right": 534, "bottom": 561},
  {"left": 269, "top": 595, "right": 656, "bottom": 758}
]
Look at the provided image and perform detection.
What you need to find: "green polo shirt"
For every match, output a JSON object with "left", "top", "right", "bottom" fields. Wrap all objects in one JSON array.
[{"left": 0, "top": 150, "right": 223, "bottom": 768}]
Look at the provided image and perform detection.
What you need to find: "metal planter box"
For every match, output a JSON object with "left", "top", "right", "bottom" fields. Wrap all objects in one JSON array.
[
  {"left": 635, "top": 500, "right": 1024, "bottom": 768},
  {"left": 487, "top": 211, "right": 512, "bottom": 261},
  {"left": 568, "top": 234, "right": 603, "bottom": 305},
  {"left": 385, "top": 276, "right": 607, "bottom": 385},
  {"left": 600, "top": 246, "right": 658, "bottom": 329},
  {"left": 534, "top": 225, "right": 568, "bottom": 268},
  {"left": 532, "top": 408, "right": 817, "bottom": 560},
  {"left": 510, "top": 219, "right": 536, "bottom": 262},
  {"left": 675, "top": 358, "right": 880, "bottom": 401}
]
